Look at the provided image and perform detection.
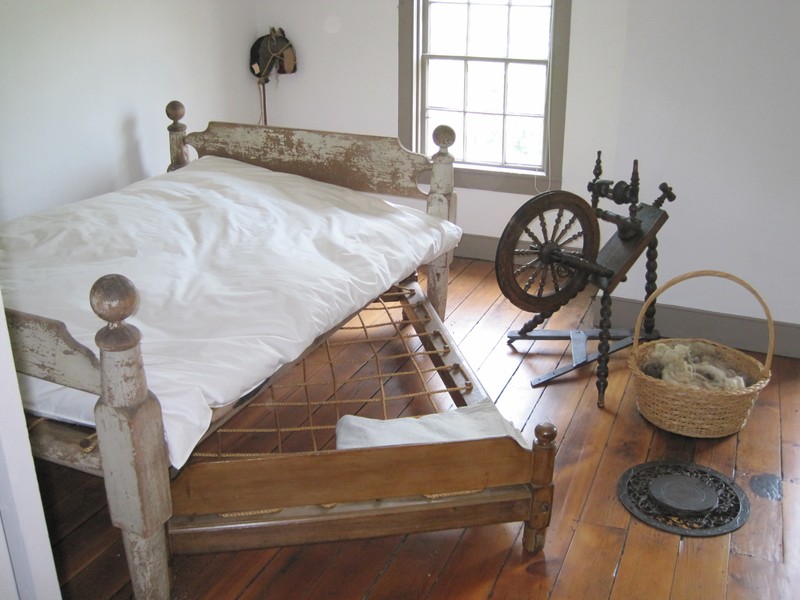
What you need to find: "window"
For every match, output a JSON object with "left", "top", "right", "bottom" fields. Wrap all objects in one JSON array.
[{"left": 399, "top": 0, "right": 571, "bottom": 194}]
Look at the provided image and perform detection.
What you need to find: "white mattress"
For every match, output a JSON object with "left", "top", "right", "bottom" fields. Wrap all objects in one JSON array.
[{"left": 0, "top": 156, "right": 461, "bottom": 467}]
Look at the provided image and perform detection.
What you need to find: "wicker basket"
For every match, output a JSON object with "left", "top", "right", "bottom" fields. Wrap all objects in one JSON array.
[{"left": 628, "top": 270, "right": 774, "bottom": 438}]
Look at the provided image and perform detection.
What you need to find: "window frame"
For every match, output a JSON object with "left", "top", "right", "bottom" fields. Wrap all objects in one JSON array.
[{"left": 399, "top": 0, "right": 571, "bottom": 194}]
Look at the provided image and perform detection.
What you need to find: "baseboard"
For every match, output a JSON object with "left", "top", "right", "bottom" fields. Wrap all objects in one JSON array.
[
  {"left": 454, "top": 234, "right": 798, "bottom": 359},
  {"left": 596, "top": 298, "right": 798, "bottom": 360},
  {"left": 454, "top": 233, "right": 498, "bottom": 261}
]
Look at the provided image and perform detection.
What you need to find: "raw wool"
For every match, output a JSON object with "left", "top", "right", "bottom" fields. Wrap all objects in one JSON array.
[{"left": 640, "top": 341, "right": 748, "bottom": 391}]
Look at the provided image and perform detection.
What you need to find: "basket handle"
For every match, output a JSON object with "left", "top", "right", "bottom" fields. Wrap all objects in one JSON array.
[{"left": 632, "top": 270, "right": 774, "bottom": 372}]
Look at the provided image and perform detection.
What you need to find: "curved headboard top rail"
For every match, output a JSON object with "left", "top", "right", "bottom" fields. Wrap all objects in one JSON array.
[{"left": 166, "top": 101, "right": 432, "bottom": 200}]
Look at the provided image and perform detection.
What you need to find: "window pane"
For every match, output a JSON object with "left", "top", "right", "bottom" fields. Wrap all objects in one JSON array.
[
  {"left": 509, "top": 6, "right": 551, "bottom": 60},
  {"left": 426, "top": 109, "right": 464, "bottom": 160},
  {"left": 466, "top": 61, "right": 505, "bottom": 114},
  {"left": 506, "top": 63, "right": 546, "bottom": 115},
  {"left": 429, "top": 3, "right": 467, "bottom": 55},
  {"left": 427, "top": 59, "right": 465, "bottom": 110},
  {"left": 468, "top": 5, "right": 508, "bottom": 57},
  {"left": 505, "top": 115, "right": 544, "bottom": 167},
  {"left": 465, "top": 113, "right": 503, "bottom": 164}
]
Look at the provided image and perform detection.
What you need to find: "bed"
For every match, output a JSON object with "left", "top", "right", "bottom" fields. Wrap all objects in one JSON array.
[{"left": 1, "top": 101, "right": 557, "bottom": 599}]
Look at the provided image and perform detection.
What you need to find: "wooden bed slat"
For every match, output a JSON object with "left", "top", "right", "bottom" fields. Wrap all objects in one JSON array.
[
  {"left": 27, "top": 419, "right": 103, "bottom": 476},
  {"left": 168, "top": 485, "right": 533, "bottom": 554},
  {"left": 6, "top": 308, "right": 101, "bottom": 394},
  {"left": 170, "top": 437, "right": 533, "bottom": 516}
]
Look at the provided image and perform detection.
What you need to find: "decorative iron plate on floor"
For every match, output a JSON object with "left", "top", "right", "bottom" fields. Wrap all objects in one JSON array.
[{"left": 617, "top": 461, "right": 750, "bottom": 537}]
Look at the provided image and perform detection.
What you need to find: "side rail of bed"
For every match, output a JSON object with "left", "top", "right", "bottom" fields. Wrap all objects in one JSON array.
[
  {"left": 165, "top": 100, "right": 457, "bottom": 318},
  {"left": 8, "top": 275, "right": 173, "bottom": 599}
]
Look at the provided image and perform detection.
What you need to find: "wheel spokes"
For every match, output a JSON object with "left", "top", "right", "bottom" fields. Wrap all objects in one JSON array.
[
  {"left": 513, "top": 255, "right": 576, "bottom": 298},
  {"left": 495, "top": 191, "right": 600, "bottom": 314}
]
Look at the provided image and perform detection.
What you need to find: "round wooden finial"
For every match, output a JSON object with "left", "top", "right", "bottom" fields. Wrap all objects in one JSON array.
[
  {"left": 165, "top": 100, "right": 185, "bottom": 122},
  {"left": 534, "top": 422, "right": 558, "bottom": 445},
  {"left": 90, "top": 274, "right": 139, "bottom": 324},
  {"left": 432, "top": 125, "right": 456, "bottom": 151}
]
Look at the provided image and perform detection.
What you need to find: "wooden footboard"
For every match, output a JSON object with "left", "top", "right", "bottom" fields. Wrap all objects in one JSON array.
[{"left": 168, "top": 426, "right": 557, "bottom": 555}]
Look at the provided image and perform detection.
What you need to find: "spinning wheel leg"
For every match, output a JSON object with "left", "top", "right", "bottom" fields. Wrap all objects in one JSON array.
[
  {"left": 643, "top": 238, "right": 659, "bottom": 335},
  {"left": 515, "top": 310, "right": 554, "bottom": 338},
  {"left": 595, "top": 290, "right": 613, "bottom": 408}
]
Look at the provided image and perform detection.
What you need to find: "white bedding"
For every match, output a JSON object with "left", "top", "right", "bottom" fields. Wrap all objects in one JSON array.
[
  {"left": 0, "top": 156, "right": 461, "bottom": 468},
  {"left": 336, "top": 402, "right": 527, "bottom": 449}
]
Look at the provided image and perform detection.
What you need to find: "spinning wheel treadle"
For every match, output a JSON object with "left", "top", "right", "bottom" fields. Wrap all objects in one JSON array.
[{"left": 495, "top": 153, "right": 676, "bottom": 407}]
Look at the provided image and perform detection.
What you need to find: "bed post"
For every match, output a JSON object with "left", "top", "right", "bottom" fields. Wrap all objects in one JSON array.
[
  {"left": 166, "top": 100, "right": 189, "bottom": 171},
  {"left": 427, "top": 125, "right": 457, "bottom": 318},
  {"left": 524, "top": 422, "right": 557, "bottom": 553},
  {"left": 90, "top": 275, "right": 172, "bottom": 599}
]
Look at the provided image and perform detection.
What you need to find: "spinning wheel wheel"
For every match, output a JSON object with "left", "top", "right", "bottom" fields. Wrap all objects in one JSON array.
[{"left": 495, "top": 191, "right": 603, "bottom": 315}]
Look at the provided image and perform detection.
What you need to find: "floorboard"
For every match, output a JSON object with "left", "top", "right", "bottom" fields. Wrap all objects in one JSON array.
[{"left": 33, "top": 258, "right": 798, "bottom": 599}]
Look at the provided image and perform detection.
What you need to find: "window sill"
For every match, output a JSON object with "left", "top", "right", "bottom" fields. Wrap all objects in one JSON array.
[{"left": 453, "top": 165, "right": 562, "bottom": 196}]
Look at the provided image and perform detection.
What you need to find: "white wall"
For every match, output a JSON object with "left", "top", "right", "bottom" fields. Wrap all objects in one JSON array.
[
  {"left": 0, "top": 0, "right": 260, "bottom": 221},
  {"left": 255, "top": 0, "right": 398, "bottom": 135},
  {"left": 564, "top": 1, "right": 800, "bottom": 325},
  {"left": 259, "top": 0, "right": 799, "bottom": 327}
]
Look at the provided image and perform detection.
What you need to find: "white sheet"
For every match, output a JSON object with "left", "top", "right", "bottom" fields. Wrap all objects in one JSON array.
[
  {"left": 335, "top": 402, "right": 528, "bottom": 449},
  {"left": 0, "top": 156, "right": 461, "bottom": 468}
]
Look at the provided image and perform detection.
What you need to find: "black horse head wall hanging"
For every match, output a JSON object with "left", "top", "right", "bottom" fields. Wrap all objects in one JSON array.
[{"left": 250, "top": 27, "right": 297, "bottom": 124}]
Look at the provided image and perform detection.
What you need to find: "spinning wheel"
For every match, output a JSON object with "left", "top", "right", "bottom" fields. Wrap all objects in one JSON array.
[
  {"left": 495, "top": 154, "right": 677, "bottom": 407},
  {"left": 495, "top": 191, "right": 603, "bottom": 315}
]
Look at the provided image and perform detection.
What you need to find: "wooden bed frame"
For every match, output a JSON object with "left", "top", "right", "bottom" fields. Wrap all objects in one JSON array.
[{"left": 8, "top": 101, "right": 558, "bottom": 599}]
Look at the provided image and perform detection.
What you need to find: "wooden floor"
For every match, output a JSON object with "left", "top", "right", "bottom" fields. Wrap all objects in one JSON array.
[{"left": 36, "top": 257, "right": 798, "bottom": 599}]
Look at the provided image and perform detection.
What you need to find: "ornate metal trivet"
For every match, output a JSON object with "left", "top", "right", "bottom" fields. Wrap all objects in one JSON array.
[{"left": 617, "top": 461, "right": 749, "bottom": 537}]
